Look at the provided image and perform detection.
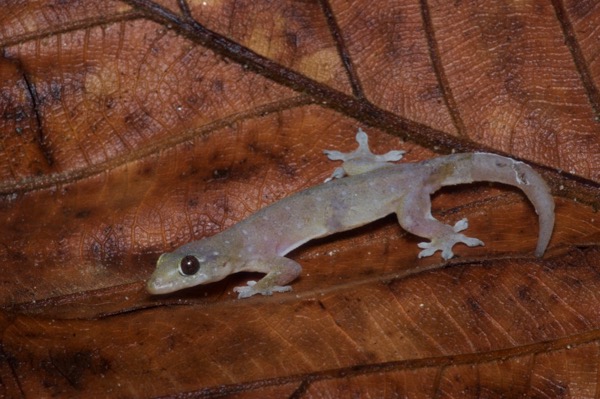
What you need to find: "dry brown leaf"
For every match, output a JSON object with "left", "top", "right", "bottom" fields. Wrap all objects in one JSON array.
[{"left": 0, "top": 0, "right": 599, "bottom": 397}]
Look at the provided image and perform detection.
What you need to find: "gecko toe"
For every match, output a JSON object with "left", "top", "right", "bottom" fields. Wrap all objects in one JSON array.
[
  {"left": 417, "top": 242, "right": 437, "bottom": 258},
  {"left": 463, "top": 237, "right": 484, "bottom": 247},
  {"left": 453, "top": 218, "right": 469, "bottom": 232}
]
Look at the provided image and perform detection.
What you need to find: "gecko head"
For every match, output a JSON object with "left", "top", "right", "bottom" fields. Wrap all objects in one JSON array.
[{"left": 146, "top": 247, "right": 229, "bottom": 295}]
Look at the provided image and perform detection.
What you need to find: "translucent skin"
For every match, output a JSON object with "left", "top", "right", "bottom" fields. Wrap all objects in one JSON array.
[{"left": 147, "top": 130, "right": 555, "bottom": 299}]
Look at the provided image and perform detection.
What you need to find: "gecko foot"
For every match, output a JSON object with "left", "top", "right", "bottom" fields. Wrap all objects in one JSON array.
[
  {"left": 233, "top": 280, "right": 293, "bottom": 299},
  {"left": 324, "top": 128, "right": 405, "bottom": 181},
  {"left": 417, "top": 218, "right": 484, "bottom": 260}
]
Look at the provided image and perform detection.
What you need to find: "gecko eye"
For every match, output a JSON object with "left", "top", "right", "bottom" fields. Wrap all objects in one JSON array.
[{"left": 179, "top": 255, "right": 200, "bottom": 276}]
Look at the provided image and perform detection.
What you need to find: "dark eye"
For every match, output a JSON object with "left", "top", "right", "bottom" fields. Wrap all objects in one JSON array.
[{"left": 179, "top": 255, "right": 200, "bottom": 276}]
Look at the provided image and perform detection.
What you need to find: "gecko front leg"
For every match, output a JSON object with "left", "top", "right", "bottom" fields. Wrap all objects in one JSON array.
[{"left": 233, "top": 257, "right": 302, "bottom": 298}]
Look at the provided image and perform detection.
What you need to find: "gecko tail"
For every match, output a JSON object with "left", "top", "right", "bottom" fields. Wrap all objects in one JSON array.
[{"left": 434, "top": 153, "right": 555, "bottom": 257}]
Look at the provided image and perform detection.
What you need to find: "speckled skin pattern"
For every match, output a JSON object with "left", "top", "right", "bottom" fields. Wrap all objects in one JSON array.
[{"left": 147, "top": 130, "right": 555, "bottom": 298}]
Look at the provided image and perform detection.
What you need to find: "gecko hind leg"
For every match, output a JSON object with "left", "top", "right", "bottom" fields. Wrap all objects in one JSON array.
[
  {"left": 324, "top": 128, "right": 405, "bottom": 181},
  {"left": 397, "top": 194, "right": 484, "bottom": 260},
  {"left": 233, "top": 257, "right": 302, "bottom": 299},
  {"left": 416, "top": 218, "right": 484, "bottom": 260}
]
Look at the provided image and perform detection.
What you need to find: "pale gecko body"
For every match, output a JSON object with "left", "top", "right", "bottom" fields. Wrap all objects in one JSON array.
[{"left": 147, "top": 129, "right": 555, "bottom": 298}]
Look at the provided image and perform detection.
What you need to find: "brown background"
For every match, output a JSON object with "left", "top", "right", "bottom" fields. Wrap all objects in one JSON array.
[{"left": 0, "top": 0, "right": 599, "bottom": 397}]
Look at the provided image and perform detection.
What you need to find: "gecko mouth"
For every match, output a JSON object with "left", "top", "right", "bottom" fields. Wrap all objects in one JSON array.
[
  {"left": 146, "top": 274, "right": 175, "bottom": 295},
  {"left": 146, "top": 271, "right": 209, "bottom": 295}
]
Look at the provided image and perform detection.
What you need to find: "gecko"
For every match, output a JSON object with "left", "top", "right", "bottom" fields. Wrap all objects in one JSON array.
[{"left": 147, "top": 129, "right": 555, "bottom": 299}]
